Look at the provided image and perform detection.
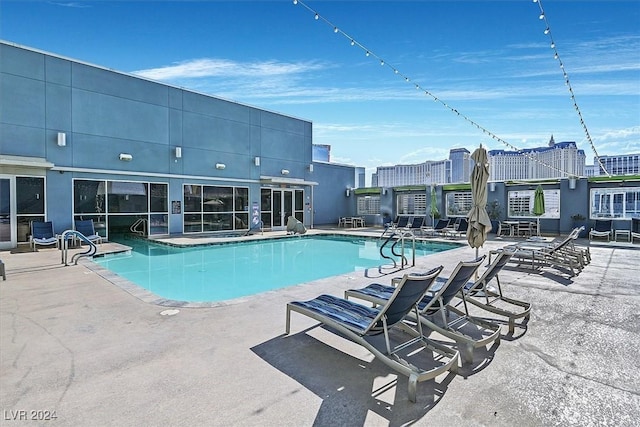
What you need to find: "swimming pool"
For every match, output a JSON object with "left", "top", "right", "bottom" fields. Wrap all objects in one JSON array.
[{"left": 93, "top": 235, "right": 460, "bottom": 303}]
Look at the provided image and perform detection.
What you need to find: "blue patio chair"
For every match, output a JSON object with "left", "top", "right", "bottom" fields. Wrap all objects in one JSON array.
[
  {"left": 30, "top": 221, "right": 58, "bottom": 251},
  {"left": 74, "top": 219, "right": 103, "bottom": 245},
  {"left": 589, "top": 219, "right": 612, "bottom": 242},
  {"left": 286, "top": 265, "right": 459, "bottom": 402}
]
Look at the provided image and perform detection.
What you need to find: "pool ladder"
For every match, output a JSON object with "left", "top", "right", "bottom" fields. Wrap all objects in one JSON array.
[
  {"left": 60, "top": 230, "right": 98, "bottom": 266},
  {"left": 130, "top": 218, "right": 148, "bottom": 236},
  {"left": 379, "top": 230, "right": 416, "bottom": 269}
]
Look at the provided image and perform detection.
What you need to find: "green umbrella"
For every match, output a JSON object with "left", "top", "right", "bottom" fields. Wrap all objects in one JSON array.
[
  {"left": 430, "top": 185, "right": 439, "bottom": 226},
  {"left": 532, "top": 184, "right": 545, "bottom": 236}
]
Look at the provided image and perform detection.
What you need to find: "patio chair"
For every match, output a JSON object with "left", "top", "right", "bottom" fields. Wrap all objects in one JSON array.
[
  {"left": 491, "top": 236, "right": 583, "bottom": 277},
  {"left": 450, "top": 217, "right": 468, "bottom": 238},
  {"left": 589, "top": 219, "right": 612, "bottom": 242},
  {"left": 30, "top": 221, "right": 58, "bottom": 251},
  {"left": 345, "top": 256, "right": 497, "bottom": 366},
  {"left": 286, "top": 265, "right": 460, "bottom": 403},
  {"left": 456, "top": 250, "right": 531, "bottom": 335},
  {"left": 429, "top": 218, "right": 450, "bottom": 237},
  {"left": 632, "top": 218, "right": 640, "bottom": 244},
  {"left": 404, "top": 216, "right": 425, "bottom": 234},
  {"left": 0, "top": 259, "right": 5, "bottom": 280},
  {"left": 74, "top": 219, "right": 103, "bottom": 244}
]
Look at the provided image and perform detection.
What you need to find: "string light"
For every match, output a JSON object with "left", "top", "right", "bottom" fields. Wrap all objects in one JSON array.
[
  {"left": 533, "top": 0, "right": 610, "bottom": 176},
  {"left": 291, "top": 0, "right": 583, "bottom": 178}
]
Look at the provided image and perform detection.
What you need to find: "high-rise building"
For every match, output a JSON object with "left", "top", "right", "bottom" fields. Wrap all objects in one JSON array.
[
  {"left": 597, "top": 154, "right": 640, "bottom": 176},
  {"left": 449, "top": 148, "right": 471, "bottom": 183},
  {"left": 375, "top": 159, "right": 451, "bottom": 187},
  {"left": 488, "top": 136, "right": 585, "bottom": 181}
]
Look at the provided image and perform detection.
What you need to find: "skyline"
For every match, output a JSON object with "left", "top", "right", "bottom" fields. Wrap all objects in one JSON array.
[{"left": 1, "top": 0, "right": 638, "bottom": 183}]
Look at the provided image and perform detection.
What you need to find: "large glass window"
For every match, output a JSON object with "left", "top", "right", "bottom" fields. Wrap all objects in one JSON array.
[
  {"left": 508, "top": 189, "right": 560, "bottom": 218},
  {"left": 357, "top": 196, "right": 380, "bottom": 215},
  {"left": 590, "top": 187, "right": 640, "bottom": 219},
  {"left": 17, "top": 177, "right": 45, "bottom": 242},
  {"left": 396, "top": 193, "right": 426, "bottom": 215},
  {"left": 445, "top": 192, "right": 472, "bottom": 217},
  {"left": 73, "top": 179, "right": 168, "bottom": 239},
  {"left": 183, "top": 184, "right": 250, "bottom": 233}
]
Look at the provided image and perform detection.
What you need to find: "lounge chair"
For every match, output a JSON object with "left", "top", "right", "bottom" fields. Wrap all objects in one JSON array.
[
  {"left": 74, "top": 219, "right": 103, "bottom": 244},
  {"left": 491, "top": 234, "right": 583, "bottom": 277},
  {"left": 632, "top": 218, "right": 640, "bottom": 244},
  {"left": 30, "top": 221, "right": 58, "bottom": 250},
  {"left": 456, "top": 250, "right": 531, "bottom": 335},
  {"left": 589, "top": 219, "right": 612, "bottom": 242},
  {"left": 450, "top": 217, "right": 468, "bottom": 238},
  {"left": 425, "top": 218, "right": 450, "bottom": 237},
  {"left": 505, "top": 226, "right": 589, "bottom": 268},
  {"left": 345, "top": 256, "right": 497, "bottom": 366},
  {"left": 404, "top": 216, "right": 425, "bottom": 235},
  {"left": 286, "top": 266, "right": 459, "bottom": 402}
]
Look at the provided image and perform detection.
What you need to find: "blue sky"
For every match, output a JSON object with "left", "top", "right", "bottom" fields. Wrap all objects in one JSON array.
[{"left": 2, "top": 0, "right": 639, "bottom": 182}]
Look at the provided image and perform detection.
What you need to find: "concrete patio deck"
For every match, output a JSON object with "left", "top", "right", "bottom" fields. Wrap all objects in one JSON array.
[{"left": 1, "top": 230, "right": 639, "bottom": 426}]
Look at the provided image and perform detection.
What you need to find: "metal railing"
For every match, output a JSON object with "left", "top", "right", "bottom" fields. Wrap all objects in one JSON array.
[
  {"left": 130, "top": 218, "right": 148, "bottom": 236},
  {"left": 60, "top": 230, "right": 97, "bottom": 266}
]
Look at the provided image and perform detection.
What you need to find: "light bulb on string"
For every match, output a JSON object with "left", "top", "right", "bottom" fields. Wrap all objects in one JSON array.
[
  {"left": 293, "top": 0, "right": 297, "bottom": 4},
  {"left": 350, "top": 39, "right": 355, "bottom": 46},
  {"left": 380, "top": 60, "right": 384, "bottom": 66},
  {"left": 365, "top": 51, "right": 370, "bottom": 57},
  {"left": 333, "top": 27, "right": 338, "bottom": 33},
  {"left": 544, "top": 28, "right": 550, "bottom": 34},
  {"left": 314, "top": 13, "right": 319, "bottom": 20},
  {"left": 539, "top": 13, "right": 544, "bottom": 19}
]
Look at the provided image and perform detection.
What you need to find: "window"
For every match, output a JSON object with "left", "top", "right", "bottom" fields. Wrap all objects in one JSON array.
[
  {"left": 508, "top": 189, "right": 560, "bottom": 219},
  {"left": 357, "top": 196, "right": 380, "bottom": 215},
  {"left": 183, "top": 184, "right": 250, "bottom": 233},
  {"left": 445, "top": 192, "right": 472, "bottom": 217},
  {"left": 396, "top": 193, "right": 426, "bottom": 215},
  {"left": 590, "top": 187, "right": 640, "bottom": 219},
  {"left": 16, "top": 177, "right": 45, "bottom": 242}
]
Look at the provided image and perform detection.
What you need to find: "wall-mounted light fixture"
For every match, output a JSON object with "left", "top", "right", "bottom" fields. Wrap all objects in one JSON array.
[
  {"left": 489, "top": 182, "right": 496, "bottom": 192},
  {"left": 569, "top": 176, "right": 577, "bottom": 190},
  {"left": 215, "top": 163, "right": 226, "bottom": 170},
  {"left": 382, "top": 187, "right": 387, "bottom": 195},
  {"left": 254, "top": 156, "right": 260, "bottom": 166},
  {"left": 281, "top": 169, "right": 290, "bottom": 175},
  {"left": 346, "top": 187, "right": 352, "bottom": 197},
  {"left": 308, "top": 164, "right": 314, "bottom": 173},
  {"left": 175, "top": 146, "right": 182, "bottom": 159},
  {"left": 119, "top": 153, "right": 133, "bottom": 161},
  {"left": 57, "top": 132, "right": 66, "bottom": 147}
]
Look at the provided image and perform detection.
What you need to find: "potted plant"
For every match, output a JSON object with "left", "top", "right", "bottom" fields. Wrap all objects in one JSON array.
[
  {"left": 571, "top": 213, "right": 588, "bottom": 237},
  {"left": 486, "top": 200, "right": 502, "bottom": 234}
]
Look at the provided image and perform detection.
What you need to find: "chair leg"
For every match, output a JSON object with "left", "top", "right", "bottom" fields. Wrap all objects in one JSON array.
[{"left": 0, "top": 261, "right": 5, "bottom": 281}]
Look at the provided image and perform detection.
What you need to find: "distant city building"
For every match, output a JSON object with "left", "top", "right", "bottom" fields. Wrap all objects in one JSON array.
[
  {"left": 371, "top": 173, "right": 378, "bottom": 187},
  {"left": 584, "top": 164, "right": 600, "bottom": 177},
  {"left": 312, "top": 144, "right": 331, "bottom": 162},
  {"left": 596, "top": 153, "right": 640, "bottom": 176},
  {"left": 355, "top": 167, "right": 365, "bottom": 188},
  {"left": 449, "top": 148, "right": 471, "bottom": 183},
  {"left": 488, "top": 136, "right": 585, "bottom": 181},
  {"left": 375, "top": 159, "right": 451, "bottom": 187}
]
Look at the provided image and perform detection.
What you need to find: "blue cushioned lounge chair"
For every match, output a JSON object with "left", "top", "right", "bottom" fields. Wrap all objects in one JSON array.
[
  {"left": 74, "top": 219, "right": 103, "bottom": 245},
  {"left": 30, "top": 221, "right": 58, "bottom": 251},
  {"left": 286, "top": 265, "right": 459, "bottom": 402},
  {"left": 346, "top": 256, "right": 498, "bottom": 365}
]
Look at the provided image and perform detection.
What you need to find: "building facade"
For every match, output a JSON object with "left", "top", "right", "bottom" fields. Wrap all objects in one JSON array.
[
  {"left": 0, "top": 41, "right": 357, "bottom": 249},
  {"left": 597, "top": 154, "right": 640, "bottom": 176},
  {"left": 489, "top": 137, "right": 585, "bottom": 181}
]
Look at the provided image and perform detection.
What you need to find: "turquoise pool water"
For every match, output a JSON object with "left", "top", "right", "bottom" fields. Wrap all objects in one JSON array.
[{"left": 93, "top": 235, "right": 460, "bottom": 303}]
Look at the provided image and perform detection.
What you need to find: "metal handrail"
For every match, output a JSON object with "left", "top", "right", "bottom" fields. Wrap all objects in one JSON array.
[
  {"left": 60, "top": 230, "right": 97, "bottom": 266},
  {"left": 130, "top": 218, "right": 147, "bottom": 236}
]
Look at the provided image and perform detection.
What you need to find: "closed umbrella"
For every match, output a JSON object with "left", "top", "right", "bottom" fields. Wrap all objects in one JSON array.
[
  {"left": 467, "top": 146, "right": 492, "bottom": 253},
  {"left": 532, "top": 184, "right": 545, "bottom": 236},
  {"left": 430, "top": 185, "right": 439, "bottom": 227}
]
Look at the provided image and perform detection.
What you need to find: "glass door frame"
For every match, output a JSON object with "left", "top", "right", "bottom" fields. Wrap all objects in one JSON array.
[{"left": 0, "top": 175, "right": 16, "bottom": 250}]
